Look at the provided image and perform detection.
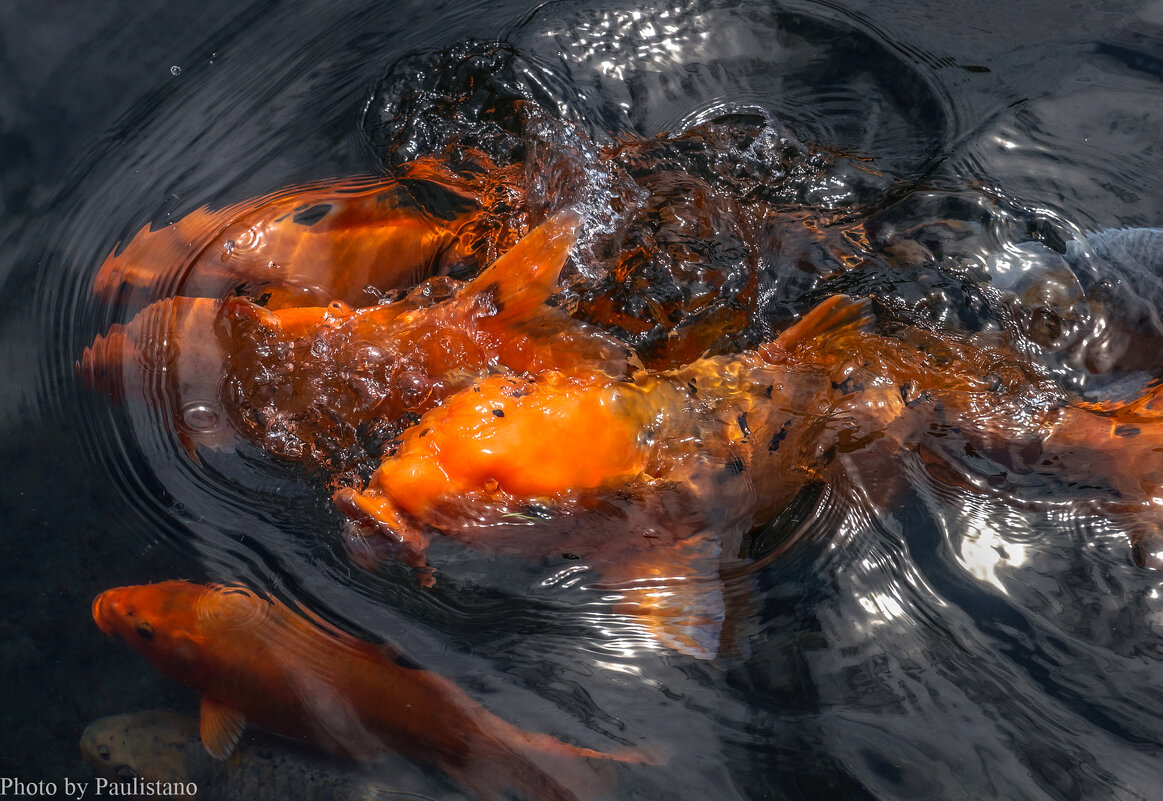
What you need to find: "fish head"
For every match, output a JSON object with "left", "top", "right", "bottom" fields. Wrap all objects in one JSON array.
[{"left": 92, "top": 581, "right": 219, "bottom": 688}]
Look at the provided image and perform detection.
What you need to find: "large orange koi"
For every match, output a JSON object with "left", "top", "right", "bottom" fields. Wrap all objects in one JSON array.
[
  {"left": 334, "top": 295, "right": 1163, "bottom": 655},
  {"left": 93, "top": 581, "right": 654, "bottom": 801}
]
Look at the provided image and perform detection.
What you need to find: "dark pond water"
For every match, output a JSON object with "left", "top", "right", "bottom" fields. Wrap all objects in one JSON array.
[{"left": 4, "top": 0, "right": 1163, "bottom": 799}]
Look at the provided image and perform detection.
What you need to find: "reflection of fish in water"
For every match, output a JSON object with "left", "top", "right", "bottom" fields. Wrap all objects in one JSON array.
[
  {"left": 81, "top": 711, "right": 437, "bottom": 801},
  {"left": 92, "top": 582, "right": 656, "bottom": 801}
]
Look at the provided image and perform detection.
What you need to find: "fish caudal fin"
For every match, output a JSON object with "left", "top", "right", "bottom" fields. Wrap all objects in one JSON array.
[{"left": 451, "top": 733, "right": 646, "bottom": 801}]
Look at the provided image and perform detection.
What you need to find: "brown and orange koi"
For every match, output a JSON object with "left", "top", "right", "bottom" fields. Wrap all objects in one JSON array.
[{"left": 93, "top": 174, "right": 481, "bottom": 311}]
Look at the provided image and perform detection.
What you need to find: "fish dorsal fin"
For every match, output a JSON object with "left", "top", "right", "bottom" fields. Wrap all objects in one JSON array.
[
  {"left": 461, "top": 209, "right": 582, "bottom": 326},
  {"left": 458, "top": 210, "right": 633, "bottom": 375},
  {"left": 761, "top": 294, "right": 873, "bottom": 364},
  {"left": 199, "top": 697, "right": 246, "bottom": 760}
]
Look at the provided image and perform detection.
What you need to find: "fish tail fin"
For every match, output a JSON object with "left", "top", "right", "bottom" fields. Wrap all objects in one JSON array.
[
  {"left": 761, "top": 294, "right": 874, "bottom": 363},
  {"left": 524, "top": 733, "right": 667, "bottom": 767},
  {"left": 510, "top": 728, "right": 667, "bottom": 801},
  {"left": 455, "top": 739, "right": 626, "bottom": 801}
]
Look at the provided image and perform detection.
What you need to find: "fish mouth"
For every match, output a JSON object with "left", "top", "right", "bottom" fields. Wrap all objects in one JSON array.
[{"left": 91, "top": 591, "right": 116, "bottom": 636}]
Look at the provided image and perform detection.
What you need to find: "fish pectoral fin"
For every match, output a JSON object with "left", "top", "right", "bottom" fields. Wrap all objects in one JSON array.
[
  {"left": 198, "top": 697, "right": 246, "bottom": 760},
  {"left": 458, "top": 209, "right": 632, "bottom": 373},
  {"left": 761, "top": 294, "right": 874, "bottom": 363}
]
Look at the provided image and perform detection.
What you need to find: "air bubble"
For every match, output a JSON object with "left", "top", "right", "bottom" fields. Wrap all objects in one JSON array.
[
  {"left": 181, "top": 402, "right": 221, "bottom": 432},
  {"left": 396, "top": 369, "right": 433, "bottom": 411}
]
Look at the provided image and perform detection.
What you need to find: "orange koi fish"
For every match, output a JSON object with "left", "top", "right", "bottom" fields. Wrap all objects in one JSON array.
[
  {"left": 81, "top": 211, "right": 628, "bottom": 469},
  {"left": 215, "top": 210, "right": 629, "bottom": 473},
  {"left": 334, "top": 294, "right": 1163, "bottom": 655},
  {"left": 93, "top": 581, "right": 654, "bottom": 801},
  {"left": 93, "top": 175, "right": 479, "bottom": 311}
]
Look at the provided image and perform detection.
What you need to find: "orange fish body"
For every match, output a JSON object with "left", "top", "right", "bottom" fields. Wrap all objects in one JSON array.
[
  {"left": 214, "top": 210, "right": 627, "bottom": 476},
  {"left": 334, "top": 294, "right": 1163, "bottom": 652},
  {"left": 93, "top": 581, "right": 651, "bottom": 801},
  {"left": 93, "top": 176, "right": 480, "bottom": 310},
  {"left": 81, "top": 175, "right": 480, "bottom": 460}
]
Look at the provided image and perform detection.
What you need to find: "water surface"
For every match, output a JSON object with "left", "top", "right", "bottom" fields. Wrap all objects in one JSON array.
[{"left": 3, "top": 1, "right": 1163, "bottom": 799}]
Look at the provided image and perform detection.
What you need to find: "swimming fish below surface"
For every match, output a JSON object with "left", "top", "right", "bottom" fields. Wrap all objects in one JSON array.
[
  {"left": 92, "top": 582, "right": 657, "bottom": 801},
  {"left": 91, "top": 170, "right": 489, "bottom": 312},
  {"left": 80, "top": 210, "right": 629, "bottom": 476}
]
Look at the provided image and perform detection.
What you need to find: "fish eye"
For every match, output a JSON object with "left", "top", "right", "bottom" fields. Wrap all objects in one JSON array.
[{"left": 135, "top": 622, "right": 155, "bottom": 641}]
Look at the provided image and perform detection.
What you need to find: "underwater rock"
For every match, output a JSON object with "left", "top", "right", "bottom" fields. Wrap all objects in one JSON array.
[{"left": 80, "top": 710, "right": 442, "bottom": 801}]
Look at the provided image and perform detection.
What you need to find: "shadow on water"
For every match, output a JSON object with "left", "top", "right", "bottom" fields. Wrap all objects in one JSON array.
[{"left": 4, "top": 0, "right": 1163, "bottom": 799}]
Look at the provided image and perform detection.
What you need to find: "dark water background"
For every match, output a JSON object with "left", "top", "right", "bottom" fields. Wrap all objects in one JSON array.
[{"left": 4, "top": 0, "right": 1163, "bottom": 798}]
